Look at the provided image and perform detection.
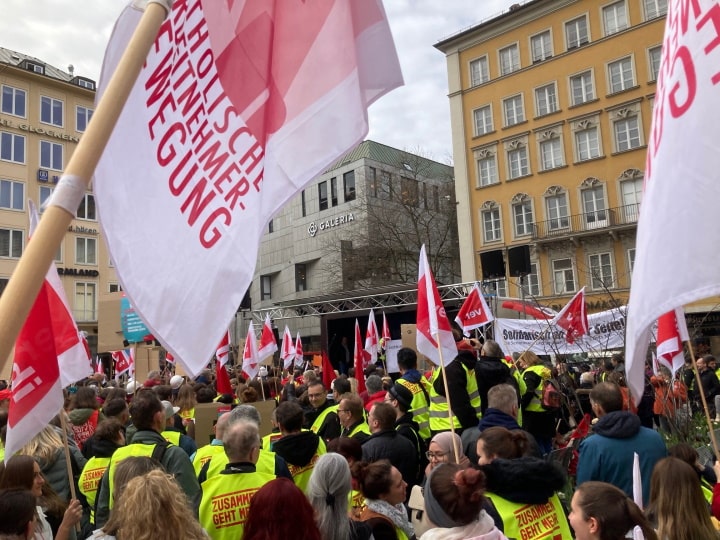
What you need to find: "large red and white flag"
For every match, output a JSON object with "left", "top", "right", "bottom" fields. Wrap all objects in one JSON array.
[
  {"left": 365, "top": 309, "right": 379, "bottom": 364},
  {"left": 416, "top": 245, "right": 457, "bottom": 366},
  {"left": 112, "top": 349, "right": 135, "bottom": 380},
  {"left": 381, "top": 312, "right": 391, "bottom": 347},
  {"left": 455, "top": 283, "right": 494, "bottom": 335},
  {"left": 90, "top": 1, "right": 402, "bottom": 377},
  {"left": 280, "top": 325, "right": 295, "bottom": 370},
  {"left": 552, "top": 288, "right": 589, "bottom": 345},
  {"left": 655, "top": 308, "right": 689, "bottom": 376},
  {"left": 294, "top": 333, "right": 304, "bottom": 368},
  {"left": 242, "top": 322, "right": 260, "bottom": 380},
  {"left": 354, "top": 319, "right": 368, "bottom": 394},
  {"left": 216, "top": 330, "right": 231, "bottom": 368},
  {"left": 257, "top": 314, "right": 278, "bottom": 362},
  {"left": 625, "top": 0, "right": 720, "bottom": 403}
]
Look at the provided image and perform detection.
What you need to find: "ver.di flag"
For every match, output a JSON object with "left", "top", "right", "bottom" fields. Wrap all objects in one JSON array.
[
  {"left": 655, "top": 308, "right": 689, "bottom": 376},
  {"left": 257, "top": 314, "right": 278, "bottom": 362},
  {"left": 242, "top": 322, "right": 260, "bottom": 380},
  {"left": 416, "top": 244, "right": 457, "bottom": 366},
  {"left": 216, "top": 330, "right": 231, "bottom": 368},
  {"left": 365, "top": 309, "right": 379, "bottom": 364},
  {"left": 552, "top": 287, "right": 589, "bottom": 345},
  {"left": 280, "top": 325, "right": 294, "bottom": 370},
  {"left": 455, "top": 283, "right": 494, "bottom": 335},
  {"left": 294, "top": 333, "right": 304, "bottom": 368},
  {"left": 112, "top": 349, "right": 135, "bottom": 380},
  {"left": 92, "top": 0, "right": 403, "bottom": 377},
  {"left": 625, "top": 0, "right": 720, "bottom": 404}
]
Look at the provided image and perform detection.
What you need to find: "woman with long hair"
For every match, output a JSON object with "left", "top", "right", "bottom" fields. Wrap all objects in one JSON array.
[
  {"left": 352, "top": 459, "right": 414, "bottom": 540},
  {"left": 90, "top": 469, "right": 206, "bottom": 540},
  {"left": 0, "top": 455, "right": 82, "bottom": 540},
  {"left": 570, "top": 481, "right": 657, "bottom": 540},
  {"left": 307, "top": 453, "right": 372, "bottom": 540},
  {"left": 646, "top": 457, "right": 719, "bottom": 540},
  {"left": 174, "top": 384, "right": 197, "bottom": 439},
  {"left": 67, "top": 386, "right": 103, "bottom": 451},
  {"left": 243, "top": 477, "right": 322, "bottom": 540},
  {"left": 419, "top": 463, "right": 506, "bottom": 540}
]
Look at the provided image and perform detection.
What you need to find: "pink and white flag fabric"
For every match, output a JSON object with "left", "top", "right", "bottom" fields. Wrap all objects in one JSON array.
[
  {"left": 381, "top": 312, "right": 391, "bottom": 347},
  {"left": 112, "top": 349, "right": 135, "bottom": 380},
  {"left": 365, "top": 309, "right": 379, "bottom": 364},
  {"left": 280, "top": 325, "right": 295, "bottom": 370},
  {"left": 5, "top": 204, "right": 92, "bottom": 459},
  {"left": 655, "top": 308, "right": 689, "bottom": 376},
  {"left": 625, "top": 0, "right": 720, "bottom": 404},
  {"left": 90, "top": 0, "right": 403, "bottom": 377},
  {"left": 416, "top": 245, "right": 457, "bottom": 366},
  {"left": 216, "top": 331, "right": 231, "bottom": 368},
  {"left": 552, "top": 288, "right": 589, "bottom": 345},
  {"left": 294, "top": 333, "right": 304, "bottom": 368},
  {"left": 242, "top": 322, "right": 260, "bottom": 380},
  {"left": 455, "top": 283, "right": 494, "bottom": 335},
  {"left": 257, "top": 314, "right": 278, "bottom": 362}
]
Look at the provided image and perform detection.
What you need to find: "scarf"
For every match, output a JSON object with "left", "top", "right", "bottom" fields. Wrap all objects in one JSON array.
[{"left": 365, "top": 499, "right": 415, "bottom": 538}]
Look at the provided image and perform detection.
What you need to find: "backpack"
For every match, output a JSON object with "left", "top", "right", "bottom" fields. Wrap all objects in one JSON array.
[{"left": 541, "top": 379, "right": 562, "bottom": 410}]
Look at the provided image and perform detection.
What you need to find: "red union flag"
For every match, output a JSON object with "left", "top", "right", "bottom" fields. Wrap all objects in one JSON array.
[
  {"left": 455, "top": 283, "right": 494, "bottom": 335},
  {"left": 656, "top": 308, "right": 689, "bottom": 376},
  {"left": 280, "top": 325, "right": 294, "bottom": 370},
  {"left": 625, "top": 1, "right": 720, "bottom": 403},
  {"left": 354, "top": 319, "right": 368, "bottom": 394},
  {"left": 216, "top": 330, "right": 231, "bottom": 368},
  {"left": 257, "top": 314, "right": 278, "bottom": 362},
  {"left": 294, "top": 333, "right": 304, "bottom": 368},
  {"left": 242, "top": 322, "right": 260, "bottom": 380},
  {"left": 382, "top": 312, "right": 391, "bottom": 345},
  {"left": 93, "top": 0, "right": 403, "bottom": 377},
  {"left": 552, "top": 288, "right": 589, "bottom": 345},
  {"left": 365, "top": 309, "right": 379, "bottom": 364},
  {"left": 416, "top": 245, "right": 457, "bottom": 366},
  {"left": 112, "top": 349, "right": 135, "bottom": 380}
]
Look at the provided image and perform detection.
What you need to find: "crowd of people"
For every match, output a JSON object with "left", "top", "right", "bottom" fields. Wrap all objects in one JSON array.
[{"left": 1, "top": 333, "right": 720, "bottom": 539}]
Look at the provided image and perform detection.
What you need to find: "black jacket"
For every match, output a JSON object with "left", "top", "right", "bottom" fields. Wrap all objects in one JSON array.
[
  {"left": 361, "top": 429, "right": 419, "bottom": 497},
  {"left": 432, "top": 351, "right": 479, "bottom": 429}
]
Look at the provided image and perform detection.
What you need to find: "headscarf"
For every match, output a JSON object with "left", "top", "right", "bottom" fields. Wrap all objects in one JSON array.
[{"left": 430, "top": 432, "right": 470, "bottom": 468}]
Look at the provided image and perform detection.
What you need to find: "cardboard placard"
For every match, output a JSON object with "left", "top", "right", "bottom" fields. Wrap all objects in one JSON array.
[
  {"left": 400, "top": 324, "right": 432, "bottom": 372},
  {"left": 193, "top": 399, "right": 277, "bottom": 445}
]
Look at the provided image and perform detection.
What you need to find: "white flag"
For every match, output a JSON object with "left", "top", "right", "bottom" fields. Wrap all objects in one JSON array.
[
  {"left": 625, "top": 1, "right": 720, "bottom": 403},
  {"left": 91, "top": 1, "right": 403, "bottom": 376}
]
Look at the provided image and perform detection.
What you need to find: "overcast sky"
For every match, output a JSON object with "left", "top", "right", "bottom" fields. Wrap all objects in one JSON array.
[{"left": 0, "top": 1, "right": 516, "bottom": 162}]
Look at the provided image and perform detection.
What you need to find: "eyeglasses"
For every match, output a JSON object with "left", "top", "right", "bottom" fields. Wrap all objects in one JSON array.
[{"left": 425, "top": 451, "right": 447, "bottom": 460}]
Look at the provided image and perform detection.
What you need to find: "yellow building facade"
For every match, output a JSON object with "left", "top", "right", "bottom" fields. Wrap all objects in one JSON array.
[{"left": 436, "top": 0, "right": 670, "bottom": 315}]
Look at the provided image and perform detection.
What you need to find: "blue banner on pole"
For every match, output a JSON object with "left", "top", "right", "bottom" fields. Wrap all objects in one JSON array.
[{"left": 121, "top": 296, "right": 150, "bottom": 343}]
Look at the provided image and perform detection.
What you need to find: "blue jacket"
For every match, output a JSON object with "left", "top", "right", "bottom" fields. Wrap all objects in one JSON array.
[{"left": 577, "top": 411, "right": 666, "bottom": 506}]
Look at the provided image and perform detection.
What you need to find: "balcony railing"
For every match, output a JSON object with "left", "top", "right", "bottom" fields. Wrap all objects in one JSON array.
[{"left": 533, "top": 203, "right": 639, "bottom": 241}]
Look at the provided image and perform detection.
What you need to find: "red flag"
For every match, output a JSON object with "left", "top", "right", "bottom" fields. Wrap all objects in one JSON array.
[
  {"left": 257, "top": 314, "right": 278, "bottom": 361},
  {"left": 216, "top": 331, "right": 231, "bottom": 368},
  {"left": 216, "top": 363, "right": 234, "bottom": 396},
  {"left": 242, "top": 322, "right": 259, "bottom": 380},
  {"left": 93, "top": 0, "right": 403, "bottom": 378},
  {"left": 295, "top": 333, "right": 304, "bottom": 368},
  {"left": 354, "top": 319, "right": 368, "bottom": 394},
  {"left": 112, "top": 349, "right": 135, "bottom": 380},
  {"left": 656, "top": 308, "right": 689, "bottom": 376},
  {"left": 165, "top": 351, "right": 176, "bottom": 365},
  {"left": 280, "top": 325, "right": 294, "bottom": 370},
  {"left": 95, "top": 356, "right": 104, "bottom": 375},
  {"left": 552, "top": 288, "right": 589, "bottom": 344},
  {"left": 365, "top": 309, "right": 379, "bottom": 364},
  {"left": 416, "top": 244, "right": 457, "bottom": 366},
  {"left": 322, "top": 350, "right": 335, "bottom": 390},
  {"left": 381, "top": 312, "right": 391, "bottom": 347},
  {"left": 455, "top": 283, "right": 494, "bottom": 335}
]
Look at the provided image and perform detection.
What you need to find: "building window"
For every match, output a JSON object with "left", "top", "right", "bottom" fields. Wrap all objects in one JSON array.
[
  {"left": 628, "top": 248, "right": 636, "bottom": 276},
  {"left": 473, "top": 105, "right": 493, "bottom": 136},
  {"left": 648, "top": 46, "right": 662, "bottom": 81},
  {"left": 268, "top": 219, "right": 274, "bottom": 233},
  {"left": 76, "top": 106, "right": 93, "bottom": 133},
  {"left": 582, "top": 185, "right": 607, "bottom": 226},
  {"left": 603, "top": 1, "right": 628, "bottom": 36},
  {"left": 608, "top": 57, "right": 635, "bottom": 93},
  {"left": 470, "top": 56, "right": 489, "bottom": 86},
  {"left": 40, "top": 140, "right": 63, "bottom": 171},
  {"left": 109, "top": 283, "right": 123, "bottom": 293},
  {"left": 507, "top": 145, "right": 529, "bottom": 179},
  {"left": 77, "top": 79, "right": 95, "bottom": 90},
  {"left": 0, "top": 277, "right": 8, "bottom": 297},
  {"left": 552, "top": 258, "right": 576, "bottom": 294},
  {"left": 520, "top": 262, "right": 541, "bottom": 297},
  {"left": 295, "top": 264, "right": 307, "bottom": 292},
  {"left": 540, "top": 138, "right": 564, "bottom": 170},
  {"left": 482, "top": 207, "right": 502, "bottom": 243},
  {"left": 74, "top": 282, "right": 97, "bottom": 322},
  {"left": 344, "top": 170, "right": 356, "bottom": 202},
  {"left": 76, "top": 237, "right": 97, "bottom": 265},
  {"left": 39, "top": 185, "right": 54, "bottom": 208},
  {"left": 400, "top": 177, "right": 419, "bottom": 206},
  {"left": 318, "top": 181, "right": 328, "bottom": 211},
  {"left": 570, "top": 71, "right": 595, "bottom": 106},
  {"left": 494, "top": 279, "right": 508, "bottom": 297},
  {"left": 503, "top": 95, "right": 525, "bottom": 127},
  {"left": 40, "top": 96, "right": 64, "bottom": 127},
  {"left": 260, "top": 275, "right": 272, "bottom": 300},
  {"left": 546, "top": 194, "right": 569, "bottom": 230},
  {"left": 614, "top": 116, "right": 641, "bottom": 152},
  {"left": 513, "top": 200, "right": 534, "bottom": 237},
  {"left": 565, "top": 15, "right": 589, "bottom": 50},
  {"left": 0, "top": 228, "right": 23, "bottom": 258},
  {"left": 368, "top": 167, "right": 378, "bottom": 198},
  {"left": 0, "top": 180, "right": 24, "bottom": 211},
  {"left": 499, "top": 44, "right": 520, "bottom": 75},
  {"left": 1, "top": 85, "right": 26, "bottom": 117},
  {"left": 301, "top": 190, "right": 307, "bottom": 217},
  {"left": 330, "top": 177, "right": 338, "bottom": 207},
  {"left": 621, "top": 177, "right": 643, "bottom": 221},
  {"left": 77, "top": 193, "right": 96, "bottom": 220},
  {"left": 1, "top": 131, "right": 25, "bottom": 164},
  {"left": 477, "top": 153, "right": 498, "bottom": 187},
  {"left": 432, "top": 185, "right": 440, "bottom": 211},
  {"left": 380, "top": 171, "right": 392, "bottom": 199},
  {"left": 535, "top": 83, "right": 558, "bottom": 117},
  {"left": 575, "top": 126, "right": 601, "bottom": 161},
  {"left": 530, "top": 30, "right": 553, "bottom": 63},
  {"left": 644, "top": 0, "right": 668, "bottom": 19},
  {"left": 589, "top": 252, "right": 614, "bottom": 289}
]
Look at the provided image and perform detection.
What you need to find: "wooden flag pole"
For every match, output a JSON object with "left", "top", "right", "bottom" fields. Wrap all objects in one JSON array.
[
  {"left": 58, "top": 411, "right": 82, "bottom": 534},
  {"left": 0, "top": 2, "right": 171, "bottom": 376},
  {"left": 434, "top": 333, "right": 461, "bottom": 465},
  {"left": 687, "top": 342, "right": 720, "bottom": 461}
]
